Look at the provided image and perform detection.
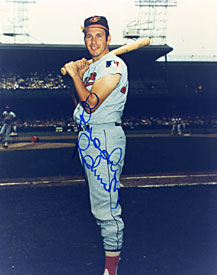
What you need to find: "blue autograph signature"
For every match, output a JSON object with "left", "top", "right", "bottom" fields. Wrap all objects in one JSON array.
[{"left": 77, "top": 93, "right": 122, "bottom": 209}]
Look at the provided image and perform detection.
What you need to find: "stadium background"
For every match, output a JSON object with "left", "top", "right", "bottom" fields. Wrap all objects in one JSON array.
[
  {"left": 0, "top": 43, "right": 217, "bottom": 177},
  {"left": 0, "top": 43, "right": 217, "bottom": 275},
  {"left": 0, "top": 44, "right": 217, "bottom": 125}
]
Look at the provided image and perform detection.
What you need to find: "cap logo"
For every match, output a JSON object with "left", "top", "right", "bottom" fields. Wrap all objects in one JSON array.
[{"left": 89, "top": 16, "right": 101, "bottom": 23}]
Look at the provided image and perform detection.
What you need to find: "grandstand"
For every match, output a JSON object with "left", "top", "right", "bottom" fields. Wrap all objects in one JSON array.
[{"left": 0, "top": 43, "right": 217, "bottom": 125}]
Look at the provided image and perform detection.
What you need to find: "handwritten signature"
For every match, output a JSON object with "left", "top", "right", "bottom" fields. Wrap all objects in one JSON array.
[{"left": 77, "top": 93, "right": 122, "bottom": 209}]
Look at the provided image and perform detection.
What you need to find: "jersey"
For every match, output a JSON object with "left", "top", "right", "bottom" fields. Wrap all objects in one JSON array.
[
  {"left": 73, "top": 52, "right": 128, "bottom": 125},
  {"left": 2, "top": 111, "right": 16, "bottom": 124}
]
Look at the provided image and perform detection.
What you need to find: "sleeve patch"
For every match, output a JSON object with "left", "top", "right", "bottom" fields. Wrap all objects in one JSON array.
[
  {"left": 106, "top": 60, "right": 119, "bottom": 68},
  {"left": 121, "top": 86, "right": 127, "bottom": 94}
]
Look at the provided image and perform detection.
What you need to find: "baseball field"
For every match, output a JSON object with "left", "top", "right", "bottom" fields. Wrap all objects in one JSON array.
[
  {"left": 0, "top": 131, "right": 216, "bottom": 275},
  {"left": 0, "top": 131, "right": 217, "bottom": 180}
]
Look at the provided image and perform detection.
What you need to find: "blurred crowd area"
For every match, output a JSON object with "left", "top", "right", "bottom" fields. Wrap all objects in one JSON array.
[
  {"left": 0, "top": 69, "right": 211, "bottom": 96},
  {"left": 122, "top": 115, "right": 217, "bottom": 129},
  {"left": 0, "top": 71, "right": 68, "bottom": 90},
  {"left": 1, "top": 114, "right": 216, "bottom": 133},
  {"left": 0, "top": 69, "right": 216, "bottom": 133}
]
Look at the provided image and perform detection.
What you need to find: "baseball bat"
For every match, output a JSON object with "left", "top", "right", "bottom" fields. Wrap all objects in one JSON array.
[{"left": 60, "top": 37, "right": 150, "bottom": 76}]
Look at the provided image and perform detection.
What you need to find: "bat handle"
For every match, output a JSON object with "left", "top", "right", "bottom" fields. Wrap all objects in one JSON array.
[{"left": 61, "top": 67, "right": 67, "bottom": 75}]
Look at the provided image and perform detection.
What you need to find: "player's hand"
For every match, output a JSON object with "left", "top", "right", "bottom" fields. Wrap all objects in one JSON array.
[
  {"left": 64, "top": 58, "right": 89, "bottom": 79},
  {"left": 75, "top": 58, "right": 89, "bottom": 78},
  {"left": 64, "top": 61, "right": 78, "bottom": 79}
]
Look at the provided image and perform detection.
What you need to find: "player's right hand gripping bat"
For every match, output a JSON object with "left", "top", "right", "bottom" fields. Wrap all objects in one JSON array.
[{"left": 60, "top": 37, "right": 150, "bottom": 76}]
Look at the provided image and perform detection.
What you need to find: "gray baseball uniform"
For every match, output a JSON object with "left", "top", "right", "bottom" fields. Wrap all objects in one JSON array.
[
  {"left": 0, "top": 110, "right": 16, "bottom": 142},
  {"left": 74, "top": 52, "right": 128, "bottom": 251}
]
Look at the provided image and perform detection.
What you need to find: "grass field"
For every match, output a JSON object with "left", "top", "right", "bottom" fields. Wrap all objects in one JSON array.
[
  {"left": 0, "top": 183, "right": 216, "bottom": 275},
  {"left": 0, "top": 132, "right": 217, "bottom": 275},
  {"left": 0, "top": 132, "right": 216, "bottom": 180}
]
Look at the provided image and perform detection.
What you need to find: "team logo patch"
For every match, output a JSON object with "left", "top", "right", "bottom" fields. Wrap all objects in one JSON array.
[
  {"left": 89, "top": 16, "right": 101, "bottom": 23},
  {"left": 121, "top": 86, "right": 127, "bottom": 94},
  {"left": 84, "top": 72, "right": 97, "bottom": 87},
  {"left": 106, "top": 60, "right": 119, "bottom": 68}
]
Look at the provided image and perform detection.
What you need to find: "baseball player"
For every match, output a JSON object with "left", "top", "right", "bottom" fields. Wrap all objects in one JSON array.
[
  {"left": 171, "top": 115, "right": 182, "bottom": 136},
  {"left": 63, "top": 16, "right": 128, "bottom": 275},
  {"left": 0, "top": 105, "right": 16, "bottom": 148}
]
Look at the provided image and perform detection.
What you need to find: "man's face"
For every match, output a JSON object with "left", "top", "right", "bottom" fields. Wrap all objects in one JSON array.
[{"left": 84, "top": 27, "right": 111, "bottom": 61}]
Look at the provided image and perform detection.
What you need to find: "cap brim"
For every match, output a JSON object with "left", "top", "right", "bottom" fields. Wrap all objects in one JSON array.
[{"left": 83, "top": 24, "right": 109, "bottom": 32}]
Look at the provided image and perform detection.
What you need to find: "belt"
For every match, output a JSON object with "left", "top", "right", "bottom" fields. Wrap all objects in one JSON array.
[{"left": 78, "top": 122, "right": 121, "bottom": 132}]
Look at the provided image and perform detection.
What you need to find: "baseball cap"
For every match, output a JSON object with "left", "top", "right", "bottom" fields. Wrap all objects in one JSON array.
[{"left": 82, "top": 16, "right": 109, "bottom": 32}]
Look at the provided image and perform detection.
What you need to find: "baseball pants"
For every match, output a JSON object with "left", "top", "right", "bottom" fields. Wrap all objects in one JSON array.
[
  {"left": 0, "top": 123, "right": 12, "bottom": 142},
  {"left": 77, "top": 124, "right": 126, "bottom": 251}
]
